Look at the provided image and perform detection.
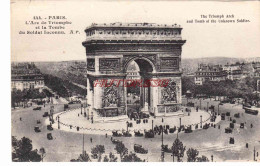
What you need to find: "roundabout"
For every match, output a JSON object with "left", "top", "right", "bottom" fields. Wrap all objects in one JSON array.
[{"left": 46, "top": 107, "right": 217, "bottom": 135}]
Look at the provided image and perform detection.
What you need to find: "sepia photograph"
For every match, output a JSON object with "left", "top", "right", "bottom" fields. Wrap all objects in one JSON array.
[{"left": 8, "top": 0, "right": 260, "bottom": 163}]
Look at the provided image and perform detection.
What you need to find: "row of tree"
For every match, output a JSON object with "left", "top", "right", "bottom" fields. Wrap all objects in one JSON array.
[
  {"left": 182, "top": 76, "right": 260, "bottom": 101},
  {"left": 71, "top": 142, "right": 144, "bottom": 162},
  {"left": 12, "top": 136, "right": 46, "bottom": 162}
]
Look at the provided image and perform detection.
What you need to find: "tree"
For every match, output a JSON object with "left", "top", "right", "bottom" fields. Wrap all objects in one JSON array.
[
  {"left": 109, "top": 152, "right": 118, "bottom": 162},
  {"left": 172, "top": 138, "right": 186, "bottom": 162},
  {"left": 39, "top": 147, "right": 46, "bottom": 162},
  {"left": 115, "top": 142, "right": 128, "bottom": 160},
  {"left": 70, "top": 151, "right": 91, "bottom": 162},
  {"left": 12, "top": 136, "right": 41, "bottom": 162},
  {"left": 121, "top": 152, "right": 143, "bottom": 162},
  {"left": 91, "top": 145, "right": 105, "bottom": 162},
  {"left": 196, "top": 155, "right": 209, "bottom": 162},
  {"left": 186, "top": 148, "right": 199, "bottom": 162},
  {"left": 103, "top": 155, "right": 109, "bottom": 162}
]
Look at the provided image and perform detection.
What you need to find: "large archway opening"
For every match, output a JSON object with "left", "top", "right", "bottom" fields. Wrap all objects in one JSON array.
[{"left": 125, "top": 58, "right": 155, "bottom": 116}]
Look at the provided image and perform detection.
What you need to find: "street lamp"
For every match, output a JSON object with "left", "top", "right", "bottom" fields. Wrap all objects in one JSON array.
[
  {"left": 126, "top": 121, "right": 129, "bottom": 133},
  {"left": 58, "top": 116, "right": 60, "bottom": 129},
  {"left": 200, "top": 115, "right": 202, "bottom": 128},
  {"left": 91, "top": 112, "right": 93, "bottom": 123}
]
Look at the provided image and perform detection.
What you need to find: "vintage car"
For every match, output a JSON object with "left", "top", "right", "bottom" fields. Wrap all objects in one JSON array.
[
  {"left": 36, "top": 120, "right": 41, "bottom": 124},
  {"left": 229, "top": 123, "right": 234, "bottom": 129},
  {"left": 64, "top": 104, "right": 69, "bottom": 111},
  {"left": 240, "top": 123, "right": 244, "bottom": 128},
  {"left": 209, "top": 105, "right": 215, "bottom": 110},
  {"left": 187, "top": 102, "right": 195, "bottom": 107},
  {"left": 162, "top": 145, "right": 172, "bottom": 153},
  {"left": 144, "top": 130, "right": 154, "bottom": 138},
  {"left": 184, "top": 126, "right": 193, "bottom": 133},
  {"left": 203, "top": 123, "right": 210, "bottom": 129},
  {"left": 42, "top": 112, "right": 49, "bottom": 117},
  {"left": 47, "top": 124, "right": 53, "bottom": 131},
  {"left": 111, "top": 138, "right": 122, "bottom": 144},
  {"left": 112, "top": 131, "right": 122, "bottom": 137},
  {"left": 33, "top": 107, "right": 42, "bottom": 111},
  {"left": 245, "top": 108, "right": 259, "bottom": 115},
  {"left": 225, "top": 127, "right": 233, "bottom": 133},
  {"left": 122, "top": 131, "right": 132, "bottom": 137},
  {"left": 234, "top": 113, "right": 240, "bottom": 118},
  {"left": 134, "top": 144, "right": 148, "bottom": 154},
  {"left": 226, "top": 112, "right": 231, "bottom": 116},
  {"left": 229, "top": 137, "right": 235, "bottom": 144},
  {"left": 221, "top": 113, "right": 226, "bottom": 120},
  {"left": 169, "top": 127, "right": 176, "bottom": 133},
  {"left": 47, "top": 133, "right": 53, "bottom": 140},
  {"left": 34, "top": 126, "right": 41, "bottom": 132},
  {"left": 134, "top": 131, "right": 144, "bottom": 137}
]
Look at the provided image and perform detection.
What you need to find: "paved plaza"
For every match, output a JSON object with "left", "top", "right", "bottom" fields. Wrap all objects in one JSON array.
[{"left": 11, "top": 98, "right": 260, "bottom": 162}]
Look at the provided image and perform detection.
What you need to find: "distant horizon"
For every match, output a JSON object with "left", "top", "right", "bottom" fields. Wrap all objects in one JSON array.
[{"left": 10, "top": 56, "right": 260, "bottom": 63}]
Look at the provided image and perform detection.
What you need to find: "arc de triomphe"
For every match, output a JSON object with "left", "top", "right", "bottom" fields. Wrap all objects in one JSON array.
[{"left": 82, "top": 23, "right": 186, "bottom": 118}]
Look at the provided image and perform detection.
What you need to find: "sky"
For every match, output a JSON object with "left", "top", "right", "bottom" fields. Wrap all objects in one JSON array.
[{"left": 11, "top": 0, "right": 260, "bottom": 62}]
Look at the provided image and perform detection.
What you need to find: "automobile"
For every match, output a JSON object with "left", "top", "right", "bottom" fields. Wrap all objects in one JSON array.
[
  {"left": 187, "top": 102, "right": 195, "bottom": 107},
  {"left": 111, "top": 138, "right": 122, "bottom": 144},
  {"left": 144, "top": 130, "right": 154, "bottom": 138},
  {"left": 47, "top": 124, "right": 53, "bottom": 131},
  {"left": 64, "top": 104, "right": 69, "bottom": 111},
  {"left": 219, "top": 102, "right": 223, "bottom": 105},
  {"left": 36, "top": 120, "right": 41, "bottom": 124},
  {"left": 112, "top": 131, "right": 122, "bottom": 137},
  {"left": 184, "top": 126, "right": 193, "bottom": 133},
  {"left": 221, "top": 113, "right": 225, "bottom": 120},
  {"left": 169, "top": 127, "right": 176, "bottom": 133},
  {"left": 34, "top": 126, "right": 41, "bottom": 132},
  {"left": 229, "top": 137, "right": 235, "bottom": 144},
  {"left": 134, "top": 131, "right": 144, "bottom": 137},
  {"left": 33, "top": 107, "right": 42, "bottom": 111},
  {"left": 229, "top": 123, "right": 234, "bottom": 129},
  {"left": 122, "top": 131, "right": 132, "bottom": 137},
  {"left": 142, "top": 113, "right": 150, "bottom": 119},
  {"left": 234, "top": 113, "right": 240, "bottom": 118},
  {"left": 240, "top": 123, "right": 244, "bottom": 129},
  {"left": 209, "top": 105, "right": 215, "bottom": 110},
  {"left": 226, "top": 112, "right": 230, "bottom": 116},
  {"left": 42, "top": 112, "right": 49, "bottom": 117},
  {"left": 162, "top": 145, "right": 172, "bottom": 153},
  {"left": 134, "top": 144, "right": 148, "bottom": 154},
  {"left": 47, "top": 133, "right": 53, "bottom": 140},
  {"left": 225, "top": 127, "right": 233, "bottom": 133},
  {"left": 245, "top": 108, "right": 259, "bottom": 115},
  {"left": 203, "top": 123, "right": 210, "bottom": 129}
]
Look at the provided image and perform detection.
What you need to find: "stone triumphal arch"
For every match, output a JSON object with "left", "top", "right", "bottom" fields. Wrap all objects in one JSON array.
[{"left": 82, "top": 23, "right": 186, "bottom": 118}]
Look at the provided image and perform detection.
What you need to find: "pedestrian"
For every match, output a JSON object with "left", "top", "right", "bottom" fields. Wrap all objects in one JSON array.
[
  {"left": 105, "top": 133, "right": 107, "bottom": 138},
  {"left": 251, "top": 124, "right": 253, "bottom": 128},
  {"left": 78, "top": 113, "right": 79, "bottom": 117},
  {"left": 20, "top": 117, "right": 22, "bottom": 121},
  {"left": 90, "top": 137, "right": 92, "bottom": 143}
]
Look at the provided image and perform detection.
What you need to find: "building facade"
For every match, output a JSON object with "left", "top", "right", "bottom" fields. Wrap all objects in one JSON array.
[
  {"left": 194, "top": 64, "right": 227, "bottom": 85},
  {"left": 11, "top": 63, "right": 45, "bottom": 91},
  {"left": 222, "top": 64, "right": 243, "bottom": 80},
  {"left": 83, "top": 22, "right": 186, "bottom": 118}
]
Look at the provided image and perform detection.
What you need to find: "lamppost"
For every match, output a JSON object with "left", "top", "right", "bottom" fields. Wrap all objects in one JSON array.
[
  {"left": 179, "top": 117, "right": 182, "bottom": 128},
  {"left": 81, "top": 103, "right": 83, "bottom": 115},
  {"left": 200, "top": 115, "right": 202, "bottom": 128},
  {"left": 161, "top": 117, "right": 164, "bottom": 162},
  {"left": 218, "top": 103, "right": 220, "bottom": 115},
  {"left": 200, "top": 98, "right": 202, "bottom": 109},
  {"left": 126, "top": 121, "right": 129, "bottom": 133},
  {"left": 152, "top": 120, "right": 154, "bottom": 131},
  {"left": 91, "top": 112, "right": 93, "bottom": 123},
  {"left": 58, "top": 116, "right": 60, "bottom": 129},
  {"left": 207, "top": 102, "right": 209, "bottom": 112}
]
